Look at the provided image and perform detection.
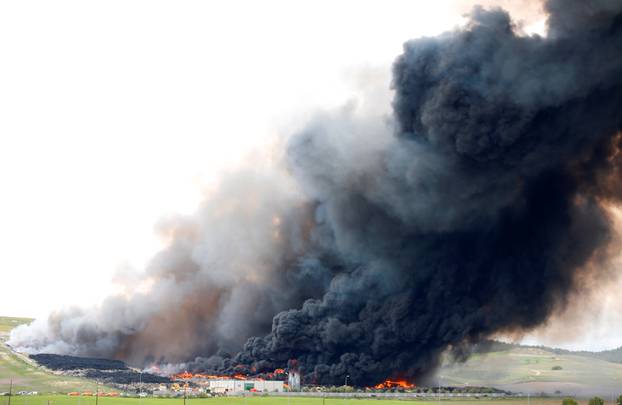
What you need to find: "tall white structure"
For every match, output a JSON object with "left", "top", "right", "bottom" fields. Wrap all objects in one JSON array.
[{"left": 287, "top": 371, "right": 300, "bottom": 391}]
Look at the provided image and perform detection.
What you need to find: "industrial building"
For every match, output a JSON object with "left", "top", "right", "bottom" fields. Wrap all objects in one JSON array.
[{"left": 202, "top": 379, "right": 284, "bottom": 394}]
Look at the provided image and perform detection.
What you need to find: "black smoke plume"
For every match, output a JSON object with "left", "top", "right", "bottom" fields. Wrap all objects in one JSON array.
[{"left": 10, "top": 0, "right": 622, "bottom": 387}]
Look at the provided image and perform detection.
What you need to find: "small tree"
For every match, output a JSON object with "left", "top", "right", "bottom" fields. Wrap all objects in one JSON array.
[
  {"left": 616, "top": 395, "right": 622, "bottom": 405},
  {"left": 588, "top": 397, "right": 604, "bottom": 405},
  {"left": 562, "top": 398, "right": 578, "bottom": 405}
]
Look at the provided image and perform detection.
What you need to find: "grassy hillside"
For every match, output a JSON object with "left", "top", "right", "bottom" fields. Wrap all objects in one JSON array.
[
  {"left": 440, "top": 346, "right": 622, "bottom": 397},
  {"left": 549, "top": 347, "right": 622, "bottom": 365},
  {"left": 0, "top": 318, "right": 33, "bottom": 334},
  {"left": 0, "top": 317, "right": 110, "bottom": 394},
  {"left": 472, "top": 340, "right": 622, "bottom": 365}
]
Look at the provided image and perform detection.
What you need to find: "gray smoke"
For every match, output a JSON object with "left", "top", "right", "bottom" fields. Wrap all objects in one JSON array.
[
  {"left": 10, "top": 169, "right": 327, "bottom": 365},
  {"left": 10, "top": 0, "right": 622, "bottom": 387}
]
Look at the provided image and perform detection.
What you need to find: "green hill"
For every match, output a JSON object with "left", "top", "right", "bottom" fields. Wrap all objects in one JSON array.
[
  {"left": 0, "top": 317, "right": 33, "bottom": 334},
  {"left": 0, "top": 317, "right": 109, "bottom": 394},
  {"left": 547, "top": 346, "right": 622, "bottom": 364},
  {"left": 471, "top": 340, "right": 622, "bottom": 364},
  {"left": 440, "top": 346, "right": 622, "bottom": 397}
]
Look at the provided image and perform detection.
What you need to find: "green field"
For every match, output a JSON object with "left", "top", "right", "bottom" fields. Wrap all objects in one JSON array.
[
  {"left": 0, "top": 318, "right": 111, "bottom": 394},
  {"left": 1, "top": 397, "right": 620, "bottom": 405}
]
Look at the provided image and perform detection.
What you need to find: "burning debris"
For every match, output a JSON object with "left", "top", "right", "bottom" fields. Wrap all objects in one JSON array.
[
  {"left": 171, "top": 372, "right": 256, "bottom": 381},
  {"left": 8, "top": 0, "right": 622, "bottom": 388},
  {"left": 374, "top": 380, "right": 415, "bottom": 390}
]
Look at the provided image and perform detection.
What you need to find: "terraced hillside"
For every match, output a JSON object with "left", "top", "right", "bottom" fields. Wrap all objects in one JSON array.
[
  {"left": 440, "top": 346, "right": 622, "bottom": 397},
  {"left": 0, "top": 317, "right": 110, "bottom": 394}
]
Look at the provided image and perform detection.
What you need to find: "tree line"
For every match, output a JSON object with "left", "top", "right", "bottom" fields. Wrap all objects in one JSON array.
[{"left": 563, "top": 396, "right": 622, "bottom": 405}]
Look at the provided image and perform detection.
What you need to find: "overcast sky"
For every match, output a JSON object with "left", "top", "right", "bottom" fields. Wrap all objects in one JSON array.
[{"left": 2, "top": 0, "right": 620, "bottom": 351}]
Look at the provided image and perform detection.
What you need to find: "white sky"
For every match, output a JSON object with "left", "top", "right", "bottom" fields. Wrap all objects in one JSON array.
[{"left": 2, "top": 0, "right": 619, "bottom": 351}]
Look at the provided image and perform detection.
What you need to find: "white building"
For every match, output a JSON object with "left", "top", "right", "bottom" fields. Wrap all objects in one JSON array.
[{"left": 205, "top": 379, "right": 284, "bottom": 394}]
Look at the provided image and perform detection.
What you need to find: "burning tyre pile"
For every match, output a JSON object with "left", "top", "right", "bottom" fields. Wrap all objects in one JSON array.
[{"left": 30, "top": 354, "right": 169, "bottom": 384}]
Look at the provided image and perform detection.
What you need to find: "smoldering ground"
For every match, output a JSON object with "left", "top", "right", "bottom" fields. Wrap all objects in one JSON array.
[{"left": 9, "top": 0, "right": 622, "bottom": 387}]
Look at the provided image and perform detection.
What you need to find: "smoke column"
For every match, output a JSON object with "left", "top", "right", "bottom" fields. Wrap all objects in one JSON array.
[{"left": 10, "top": 0, "right": 622, "bottom": 386}]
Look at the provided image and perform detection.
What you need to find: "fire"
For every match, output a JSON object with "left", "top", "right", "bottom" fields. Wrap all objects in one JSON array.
[
  {"left": 194, "top": 374, "right": 221, "bottom": 379},
  {"left": 172, "top": 371, "right": 195, "bottom": 380},
  {"left": 170, "top": 367, "right": 287, "bottom": 381},
  {"left": 373, "top": 380, "right": 415, "bottom": 390},
  {"left": 171, "top": 371, "right": 232, "bottom": 380}
]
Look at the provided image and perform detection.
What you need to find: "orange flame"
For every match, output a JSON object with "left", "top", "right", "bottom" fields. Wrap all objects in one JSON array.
[
  {"left": 193, "top": 373, "right": 222, "bottom": 379},
  {"left": 171, "top": 368, "right": 287, "bottom": 381},
  {"left": 171, "top": 371, "right": 254, "bottom": 380},
  {"left": 373, "top": 380, "right": 415, "bottom": 390},
  {"left": 172, "top": 371, "right": 195, "bottom": 380}
]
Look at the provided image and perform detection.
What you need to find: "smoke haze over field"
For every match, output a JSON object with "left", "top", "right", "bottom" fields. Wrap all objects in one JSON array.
[{"left": 9, "top": 0, "right": 622, "bottom": 386}]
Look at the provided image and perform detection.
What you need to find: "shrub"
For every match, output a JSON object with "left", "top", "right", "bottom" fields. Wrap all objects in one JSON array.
[
  {"left": 562, "top": 398, "right": 578, "bottom": 405},
  {"left": 589, "top": 397, "right": 604, "bottom": 405},
  {"left": 552, "top": 365, "right": 563, "bottom": 370}
]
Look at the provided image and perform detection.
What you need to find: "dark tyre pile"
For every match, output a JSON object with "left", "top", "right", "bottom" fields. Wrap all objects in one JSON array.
[{"left": 30, "top": 353, "right": 169, "bottom": 384}]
